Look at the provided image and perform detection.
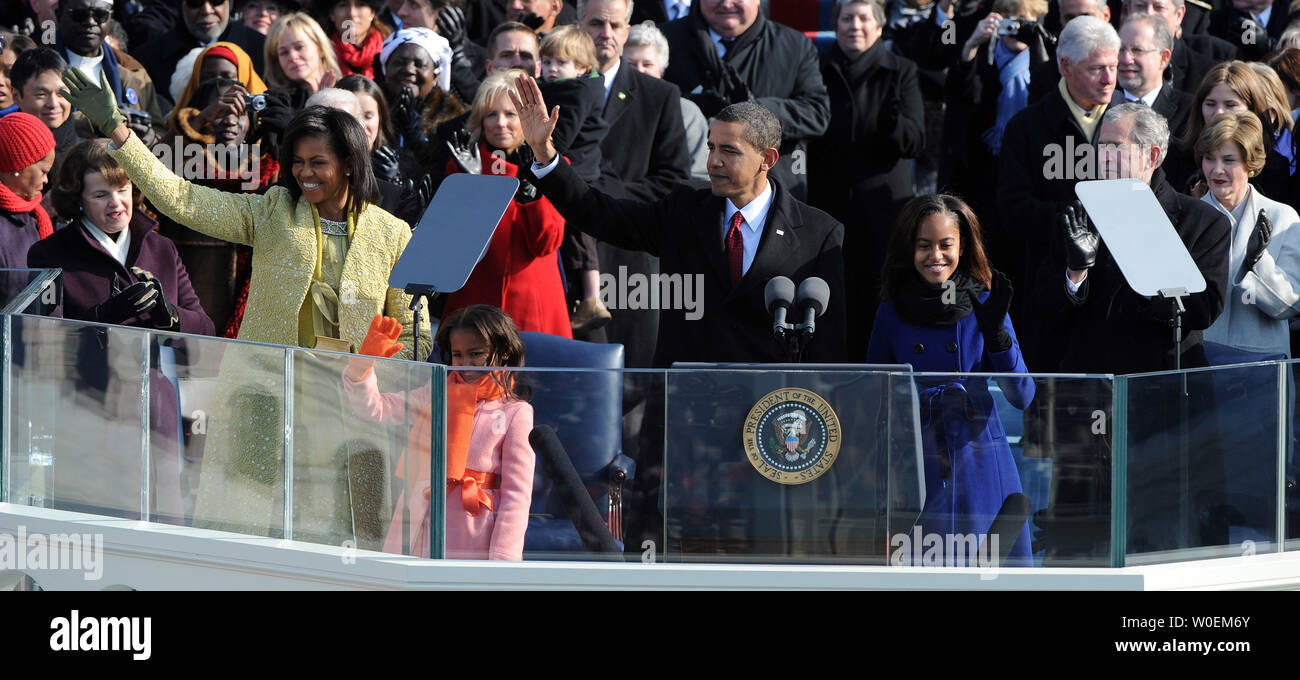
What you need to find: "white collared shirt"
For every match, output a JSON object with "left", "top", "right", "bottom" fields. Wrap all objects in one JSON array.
[
  {"left": 81, "top": 216, "right": 131, "bottom": 266},
  {"left": 67, "top": 49, "right": 105, "bottom": 89},
  {"left": 1123, "top": 87, "right": 1160, "bottom": 108},
  {"left": 601, "top": 59, "right": 621, "bottom": 106},
  {"left": 722, "top": 180, "right": 774, "bottom": 276}
]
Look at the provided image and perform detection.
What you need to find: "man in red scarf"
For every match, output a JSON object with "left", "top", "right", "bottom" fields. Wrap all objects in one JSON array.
[{"left": 0, "top": 111, "right": 57, "bottom": 268}]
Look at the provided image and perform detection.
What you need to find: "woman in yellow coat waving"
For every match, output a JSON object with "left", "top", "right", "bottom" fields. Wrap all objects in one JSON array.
[{"left": 62, "top": 69, "right": 431, "bottom": 543}]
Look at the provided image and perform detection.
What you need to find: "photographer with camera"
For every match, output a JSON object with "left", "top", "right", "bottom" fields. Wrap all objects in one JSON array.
[{"left": 941, "top": 0, "right": 1051, "bottom": 329}]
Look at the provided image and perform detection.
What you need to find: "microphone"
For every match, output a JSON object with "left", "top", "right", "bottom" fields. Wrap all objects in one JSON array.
[
  {"left": 764, "top": 276, "right": 796, "bottom": 341},
  {"left": 795, "top": 277, "right": 830, "bottom": 337}
]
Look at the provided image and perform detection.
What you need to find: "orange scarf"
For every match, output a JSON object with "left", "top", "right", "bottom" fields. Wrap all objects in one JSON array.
[
  {"left": 168, "top": 42, "right": 268, "bottom": 129},
  {"left": 397, "top": 371, "right": 508, "bottom": 516}
]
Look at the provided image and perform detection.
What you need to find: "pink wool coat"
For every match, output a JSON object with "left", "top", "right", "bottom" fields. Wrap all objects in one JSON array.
[{"left": 342, "top": 373, "right": 535, "bottom": 560}]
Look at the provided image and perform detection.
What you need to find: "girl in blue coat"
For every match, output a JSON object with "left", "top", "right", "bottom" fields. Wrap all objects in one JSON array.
[{"left": 867, "top": 194, "right": 1035, "bottom": 567}]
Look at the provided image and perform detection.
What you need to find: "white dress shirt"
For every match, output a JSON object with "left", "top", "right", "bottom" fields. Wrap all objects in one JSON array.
[{"left": 1123, "top": 86, "right": 1160, "bottom": 107}]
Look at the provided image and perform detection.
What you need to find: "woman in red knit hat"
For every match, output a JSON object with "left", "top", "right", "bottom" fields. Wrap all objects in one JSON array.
[{"left": 0, "top": 111, "right": 56, "bottom": 268}]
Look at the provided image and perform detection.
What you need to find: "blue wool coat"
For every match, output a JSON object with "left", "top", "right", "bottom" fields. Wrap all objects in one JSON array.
[{"left": 867, "top": 294, "right": 1035, "bottom": 566}]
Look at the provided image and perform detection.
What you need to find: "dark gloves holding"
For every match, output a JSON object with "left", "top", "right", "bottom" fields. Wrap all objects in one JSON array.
[
  {"left": 93, "top": 269, "right": 178, "bottom": 329},
  {"left": 372, "top": 145, "right": 401, "bottom": 183},
  {"left": 131, "top": 267, "right": 179, "bottom": 330},
  {"left": 689, "top": 64, "right": 752, "bottom": 118},
  {"left": 1244, "top": 208, "right": 1273, "bottom": 274},
  {"left": 391, "top": 86, "right": 428, "bottom": 150},
  {"left": 518, "top": 12, "right": 547, "bottom": 30},
  {"left": 971, "top": 270, "right": 1014, "bottom": 352},
  {"left": 1062, "top": 201, "right": 1099, "bottom": 271},
  {"left": 688, "top": 89, "right": 731, "bottom": 118},
  {"left": 93, "top": 277, "right": 159, "bottom": 325},
  {"left": 1235, "top": 14, "right": 1271, "bottom": 60}
]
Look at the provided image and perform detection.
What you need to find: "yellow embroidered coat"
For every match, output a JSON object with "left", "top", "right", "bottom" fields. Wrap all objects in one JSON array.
[
  {"left": 109, "top": 132, "right": 429, "bottom": 542},
  {"left": 108, "top": 132, "right": 430, "bottom": 356}
]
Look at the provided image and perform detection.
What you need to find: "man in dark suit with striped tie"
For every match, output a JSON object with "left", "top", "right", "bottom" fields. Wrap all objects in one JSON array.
[{"left": 512, "top": 75, "right": 849, "bottom": 366}]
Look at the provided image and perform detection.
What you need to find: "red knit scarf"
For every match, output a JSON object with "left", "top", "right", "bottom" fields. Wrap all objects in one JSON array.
[
  {"left": 332, "top": 29, "right": 383, "bottom": 79},
  {"left": 0, "top": 182, "right": 52, "bottom": 239}
]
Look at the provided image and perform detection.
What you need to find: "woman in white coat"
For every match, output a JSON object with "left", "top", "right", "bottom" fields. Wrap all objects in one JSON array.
[{"left": 1198, "top": 111, "right": 1300, "bottom": 362}]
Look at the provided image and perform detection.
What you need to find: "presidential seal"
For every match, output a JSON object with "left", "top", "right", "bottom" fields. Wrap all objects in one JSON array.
[{"left": 742, "top": 388, "right": 841, "bottom": 485}]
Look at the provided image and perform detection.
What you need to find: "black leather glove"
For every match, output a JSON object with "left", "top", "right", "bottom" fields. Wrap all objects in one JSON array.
[
  {"left": 404, "top": 173, "right": 435, "bottom": 210},
  {"left": 436, "top": 5, "right": 470, "bottom": 66},
  {"left": 513, "top": 144, "right": 540, "bottom": 202},
  {"left": 391, "top": 86, "right": 428, "bottom": 150},
  {"left": 1062, "top": 202, "right": 1099, "bottom": 271},
  {"left": 720, "top": 62, "right": 752, "bottom": 105},
  {"left": 688, "top": 89, "right": 730, "bottom": 118},
  {"left": 1244, "top": 208, "right": 1273, "bottom": 273},
  {"left": 93, "top": 275, "right": 158, "bottom": 325},
  {"left": 447, "top": 128, "right": 481, "bottom": 174},
  {"left": 971, "top": 270, "right": 1014, "bottom": 352},
  {"left": 371, "top": 145, "right": 401, "bottom": 183},
  {"left": 518, "top": 11, "right": 547, "bottom": 30},
  {"left": 131, "top": 267, "right": 179, "bottom": 330}
]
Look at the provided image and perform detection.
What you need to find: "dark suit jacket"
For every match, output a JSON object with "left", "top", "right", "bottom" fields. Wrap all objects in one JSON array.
[
  {"left": 1115, "top": 83, "right": 1193, "bottom": 138},
  {"left": 591, "top": 61, "right": 691, "bottom": 367},
  {"left": 535, "top": 158, "right": 848, "bottom": 366},
  {"left": 1209, "top": 0, "right": 1288, "bottom": 59},
  {"left": 662, "top": 12, "right": 830, "bottom": 200},
  {"left": 630, "top": 0, "right": 670, "bottom": 25},
  {"left": 996, "top": 83, "right": 1104, "bottom": 371},
  {"left": 1054, "top": 169, "right": 1229, "bottom": 374}
]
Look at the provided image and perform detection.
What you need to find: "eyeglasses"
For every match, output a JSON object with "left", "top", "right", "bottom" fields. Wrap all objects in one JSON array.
[
  {"left": 1118, "top": 46, "right": 1162, "bottom": 57},
  {"left": 184, "top": 0, "right": 228, "bottom": 9},
  {"left": 68, "top": 8, "right": 112, "bottom": 25}
]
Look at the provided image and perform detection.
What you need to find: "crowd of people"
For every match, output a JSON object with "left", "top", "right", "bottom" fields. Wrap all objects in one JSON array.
[{"left": 4, "top": 0, "right": 1299, "bottom": 561}]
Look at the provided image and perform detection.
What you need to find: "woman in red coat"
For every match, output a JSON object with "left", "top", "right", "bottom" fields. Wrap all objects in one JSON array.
[{"left": 442, "top": 69, "right": 571, "bottom": 338}]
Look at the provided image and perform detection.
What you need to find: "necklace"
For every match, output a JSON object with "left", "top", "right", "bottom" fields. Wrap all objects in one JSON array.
[{"left": 320, "top": 217, "right": 348, "bottom": 235}]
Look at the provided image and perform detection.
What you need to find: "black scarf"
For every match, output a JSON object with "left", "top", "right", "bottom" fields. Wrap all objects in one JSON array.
[
  {"left": 687, "top": 8, "right": 767, "bottom": 93},
  {"left": 828, "top": 40, "right": 883, "bottom": 85},
  {"left": 894, "top": 271, "right": 983, "bottom": 327}
]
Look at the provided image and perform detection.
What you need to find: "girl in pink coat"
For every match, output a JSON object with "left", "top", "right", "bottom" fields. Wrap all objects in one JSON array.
[{"left": 343, "top": 305, "right": 535, "bottom": 560}]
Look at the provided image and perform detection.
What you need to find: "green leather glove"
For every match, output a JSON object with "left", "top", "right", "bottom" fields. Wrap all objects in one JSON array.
[{"left": 59, "top": 68, "right": 126, "bottom": 136}]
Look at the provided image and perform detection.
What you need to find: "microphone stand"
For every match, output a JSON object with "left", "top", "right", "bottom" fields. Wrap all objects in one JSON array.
[{"left": 405, "top": 283, "right": 438, "bottom": 363}]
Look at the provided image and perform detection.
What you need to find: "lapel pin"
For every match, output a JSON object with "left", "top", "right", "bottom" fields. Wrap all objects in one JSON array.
[
  {"left": 775, "top": 229, "right": 784, "bottom": 236},
  {"left": 617, "top": 91, "right": 627, "bottom": 100}
]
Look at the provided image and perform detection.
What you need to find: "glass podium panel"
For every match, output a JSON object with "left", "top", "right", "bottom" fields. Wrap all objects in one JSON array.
[
  {"left": 662, "top": 367, "right": 911, "bottom": 564},
  {"left": 1123, "top": 362, "right": 1284, "bottom": 564}
]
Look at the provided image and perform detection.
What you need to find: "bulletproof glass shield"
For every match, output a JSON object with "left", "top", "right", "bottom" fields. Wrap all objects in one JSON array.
[
  {"left": 389, "top": 174, "right": 520, "bottom": 293},
  {"left": 1075, "top": 178, "right": 1206, "bottom": 296}
]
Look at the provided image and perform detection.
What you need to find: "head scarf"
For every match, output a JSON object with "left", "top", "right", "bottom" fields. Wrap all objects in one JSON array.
[
  {"left": 380, "top": 27, "right": 452, "bottom": 94},
  {"left": 169, "top": 42, "right": 269, "bottom": 128}
]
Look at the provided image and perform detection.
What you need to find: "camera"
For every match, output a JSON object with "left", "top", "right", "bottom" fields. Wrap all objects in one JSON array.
[
  {"left": 120, "top": 106, "right": 152, "bottom": 128},
  {"left": 997, "top": 18, "right": 1023, "bottom": 36},
  {"left": 243, "top": 93, "right": 267, "bottom": 113}
]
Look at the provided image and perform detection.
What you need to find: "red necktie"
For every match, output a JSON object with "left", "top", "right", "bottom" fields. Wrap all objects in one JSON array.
[{"left": 726, "top": 211, "right": 744, "bottom": 286}]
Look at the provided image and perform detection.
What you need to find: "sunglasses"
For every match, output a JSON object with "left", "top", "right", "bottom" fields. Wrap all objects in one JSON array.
[
  {"left": 184, "top": 0, "right": 228, "bottom": 8},
  {"left": 67, "top": 8, "right": 112, "bottom": 25}
]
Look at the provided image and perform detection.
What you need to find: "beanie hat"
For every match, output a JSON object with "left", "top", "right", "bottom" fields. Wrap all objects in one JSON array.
[{"left": 0, "top": 112, "right": 57, "bottom": 173}]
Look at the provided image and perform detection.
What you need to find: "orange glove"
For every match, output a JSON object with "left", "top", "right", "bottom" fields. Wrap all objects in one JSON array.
[{"left": 344, "top": 314, "right": 405, "bottom": 381}]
